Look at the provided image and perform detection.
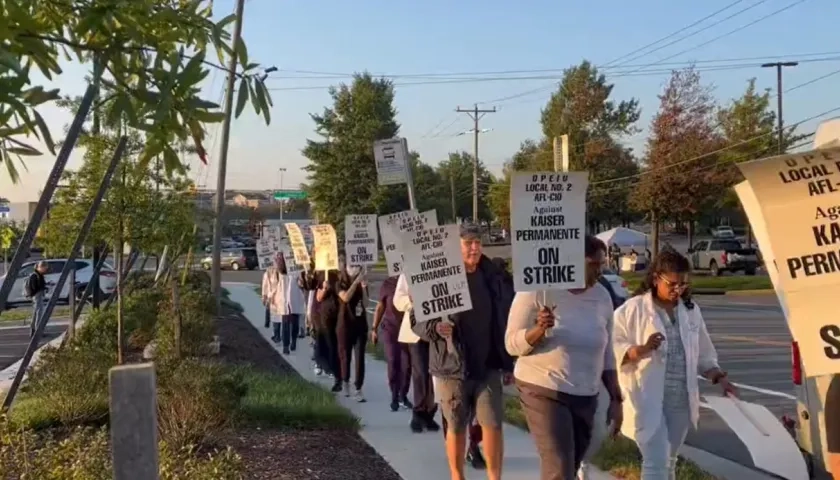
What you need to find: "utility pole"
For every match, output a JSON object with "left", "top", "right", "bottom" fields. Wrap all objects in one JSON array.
[
  {"left": 456, "top": 104, "right": 496, "bottom": 222},
  {"left": 211, "top": 0, "right": 246, "bottom": 306},
  {"left": 761, "top": 61, "right": 798, "bottom": 154},
  {"left": 749, "top": 61, "right": 798, "bottom": 249}
]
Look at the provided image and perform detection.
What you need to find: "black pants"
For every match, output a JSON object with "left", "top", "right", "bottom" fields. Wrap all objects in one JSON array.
[
  {"left": 517, "top": 380, "right": 598, "bottom": 480},
  {"left": 410, "top": 341, "right": 435, "bottom": 414},
  {"left": 264, "top": 306, "right": 270, "bottom": 328},
  {"left": 321, "top": 319, "right": 341, "bottom": 381},
  {"left": 281, "top": 314, "right": 300, "bottom": 350},
  {"left": 337, "top": 319, "right": 367, "bottom": 390},
  {"left": 382, "top": 323, "right": 411, "bottom": 402}
]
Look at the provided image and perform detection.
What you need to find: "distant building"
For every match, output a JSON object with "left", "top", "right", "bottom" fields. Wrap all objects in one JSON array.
[{"left": 1, "top": 202, "right": 37, "bottom": 224}]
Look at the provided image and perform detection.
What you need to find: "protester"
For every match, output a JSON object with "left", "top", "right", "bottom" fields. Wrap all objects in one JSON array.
[
  {"left": 491, "top": 257, "right": 513, "bottom": 292},
  {"left": 410, "top": 223, "right": 514, "bottom": 480},
  {"left": 371, "top": 274, "right": 413, "bottom": 412},
  {"left": 261, "top": 254, "right": 285, "bottom": 345},
  {"left": 300, "top": 260, "right": 332, "bottom": 377},
  {"left": 825, "top": 374, "right": 840, "bottom": 479},
  {"left": 506, "top": 235, "right": 622, "bottom": 480},
  {"left": 316, "top": 263, "right": 343, "bottom": 392},
  {"left": 281, "top": 258, "right": 307, "bottom": 353},
  {"left": 25, "top": 261, "right": 48, "bottom": 338},
  {"left": 613, "top": 249, "right": 736, "bottom": 479},
  {"left": 336, "top": 252, "right": 368, "bottom": 402},
  {"left": 393, "top": 273, "right": 440, "bottom": 434},
  {"left": 578, "top": 264, "right": 626, "bottom": 480}
]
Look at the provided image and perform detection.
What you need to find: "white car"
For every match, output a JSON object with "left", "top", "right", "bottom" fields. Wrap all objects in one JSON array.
[
  {"left": 0, "top": 258, "right": 118, "bottom": 305},
  {"left": 712, "top": 225, "right": 735, "bottom": 239},
  {"left": 601, "top": 268, "right": 629, "bottom": 301}
]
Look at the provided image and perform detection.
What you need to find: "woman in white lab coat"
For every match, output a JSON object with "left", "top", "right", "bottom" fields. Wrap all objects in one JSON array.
[
  {"left": 262, "top": 253, "right": 307, "bottom": 354},
  {"left": 612, "top": 249, "right": 736, "bottom": 480}
]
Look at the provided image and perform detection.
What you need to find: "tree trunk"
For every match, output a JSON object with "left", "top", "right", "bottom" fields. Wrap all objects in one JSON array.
[
  {"left": 116, "top": 236, "right": 124, "bottom": 364},
  {"left": 651, "top": 210, "right": 660, "bottom": 259},
  {"left": 687, "top": 219, "right": 695, "bottom": 250}
]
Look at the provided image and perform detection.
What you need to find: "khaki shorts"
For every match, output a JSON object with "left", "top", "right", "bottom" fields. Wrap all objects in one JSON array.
[{"left": 435, "top": 371, "right": 504, "bottom": 433}]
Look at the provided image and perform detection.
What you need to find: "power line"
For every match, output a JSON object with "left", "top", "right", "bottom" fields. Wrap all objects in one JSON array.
[{"left": 455, "top": 104, "right": 497, "bottom": 221}]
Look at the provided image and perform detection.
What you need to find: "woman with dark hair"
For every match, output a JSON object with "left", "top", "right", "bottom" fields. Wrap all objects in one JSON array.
[
  {"left": 336, "top": 250, "right": 368, "bottom": 402},
  {"left": 506, "top": 235, "right": 623, "bottom": 480},
  {"left": 262, "top": 253, "right": 287, "bottom": 344},
  {"left": 613, "top": 249, "right": 736, "bottom": 479},
  {"left": 314, "top": 257, "right": 343, "bottom": 392}
]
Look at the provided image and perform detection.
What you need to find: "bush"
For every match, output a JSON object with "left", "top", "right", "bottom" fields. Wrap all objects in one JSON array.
[
  {"left": 124, "top": 286, "right": 167, "bottom": 348},
  {"left": 13, "top": 341, "right": 115, "bottom": 429},
  {"left": 154, "top": 285, "right": 216, "bottom": 359},
  {"left": 0, "top": 419, "right": 243, "bottom": 479},
  {"left": 156, "top": 359, "right": 246, "bottom": 448}
]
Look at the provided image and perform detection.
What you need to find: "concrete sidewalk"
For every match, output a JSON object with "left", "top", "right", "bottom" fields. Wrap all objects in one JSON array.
[{"left": 226, "top": 283, "right": 619, "bottom": 480}]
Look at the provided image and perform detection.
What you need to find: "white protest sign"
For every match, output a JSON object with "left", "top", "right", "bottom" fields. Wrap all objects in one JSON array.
[
  {"left": 310, "top": 224, "right": 339, "bottom": 271},
  {"left": 737, "top": 146, "right": 840, "bottom": 376},
  {"left": 510, "top": 171, "right": 588, "bottom": 291},
  {"left": 373, "top": 137, "right": 409, "bottom": 186},
  {"left": 400, "top": 224, "right": 472, "bottom": 322},
  {"left": 280, "top": 239, "right": 303, "bottom": 275},
  {"left": 378, "top": 209, "right": 438, "bottom": 276},
  {"left": 344, "top": 214, "right": 378, "bottom": 266},
  {"left": 284, "top": 223, "right": 311, "bottom": 266},
  {"left": 256, "top": 237, "right": 274, "bottom": 270},
  {"left": 703, "top": 396, "right": 808, "bottom": 480}
]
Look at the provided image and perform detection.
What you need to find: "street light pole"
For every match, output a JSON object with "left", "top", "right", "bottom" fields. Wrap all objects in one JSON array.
[{"left": 277, "top": 167, "right": 286, "bottom": 220}]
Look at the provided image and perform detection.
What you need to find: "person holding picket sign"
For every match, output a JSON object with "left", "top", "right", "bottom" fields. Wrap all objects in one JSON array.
[
  {"left": 315, "top": 258, "right": 343, "bottom": 393},
  {"left": 505, "top": 235, "right": 623, "bottom": 480},
  {"left": 613, "top": 249, "right": 735, "bottom": 480},
  {"left": 336, "top": 251, "right": 369, "bottom": 402}
]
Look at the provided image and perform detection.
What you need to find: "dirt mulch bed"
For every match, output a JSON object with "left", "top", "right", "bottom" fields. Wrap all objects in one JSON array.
[{"left": 214, "top": 307, "right": 403, "bottom": 480}]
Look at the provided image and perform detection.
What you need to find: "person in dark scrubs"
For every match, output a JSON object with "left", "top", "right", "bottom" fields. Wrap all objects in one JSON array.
[
  {"left": 371, "top": 275, "right": 412, "bottom": 412},
  {"left": 826, "top": 374, "right": 840, "bottom": 479}
]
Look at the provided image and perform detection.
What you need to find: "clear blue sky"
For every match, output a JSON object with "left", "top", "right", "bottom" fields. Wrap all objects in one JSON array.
[{"left": 3, "top": 0, "right": 840, "bottom": 201}]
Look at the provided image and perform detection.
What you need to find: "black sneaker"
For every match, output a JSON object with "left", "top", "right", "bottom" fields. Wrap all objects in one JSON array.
[
  {"left": 283, "top": 347, "right": 290, "bottom": 355},
  {"left": 400, "top": 397, "right": 413, "bottom": 410},
  {"left": 409, "top": 413, "right": 425, "bottom": 433},
  {"left": 330, "top": 383, "right": 343, "bottom": 393},
  {"left": 422, "top": 412, "right": 440, "bottom": 432},
  {"left": 466, "top": 444, "right": 486, "bottom": 470},
  {"left": 390, "top": 400, "right": 400, "bottom": 412}
]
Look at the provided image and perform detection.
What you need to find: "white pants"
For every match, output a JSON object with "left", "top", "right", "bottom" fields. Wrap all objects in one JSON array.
[{"left": 638, "top": 408, "right": 692, "bottom": 480}]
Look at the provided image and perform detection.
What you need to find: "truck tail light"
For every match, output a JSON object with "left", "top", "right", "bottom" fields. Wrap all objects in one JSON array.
[
  {"left": 721, "top": 252, "right": 728, "bottom": 265},
  {"left": 791, "top": 341, "right": 802, "bottom": 385}
]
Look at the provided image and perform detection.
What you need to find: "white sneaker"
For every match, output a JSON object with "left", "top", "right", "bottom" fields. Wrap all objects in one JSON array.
[
  {"left": 577, "top": 463, "right": 590, "bottom": 480},
  {"left": 344, "top": 382, "right": 351, "bottom": 397},
  {"left": 354, "top": 388, "right": 366, "bottom": 403}
]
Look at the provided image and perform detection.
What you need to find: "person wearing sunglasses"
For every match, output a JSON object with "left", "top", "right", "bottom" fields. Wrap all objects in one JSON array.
[{"left": 613, "top": 249, "right": 736, "bottom": 479}]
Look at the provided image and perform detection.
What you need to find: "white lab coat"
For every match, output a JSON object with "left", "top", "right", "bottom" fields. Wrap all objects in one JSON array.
[
  {"left": 262, "top": 268, "right": 307, "bottom": 317},
  {"left": 612, "top": 293, "right": 719, "bottom": 445},
  {"left": 393, "top": 273, "right": 420, "bottom": 344}
]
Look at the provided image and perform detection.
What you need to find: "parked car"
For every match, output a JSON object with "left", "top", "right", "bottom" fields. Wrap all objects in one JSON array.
[
  {"left": 601, "top": 268, "right": 629, "bottom": 302},
  {"left": 711, "top": 225, "right": 736, "bottom": 239},
  {"left": 201, "top": 248, "right": 258, "bottom": 271},
  {"left": 0, "top": 258, "right": 118, "bottom": 306},
  {"left": 688, "top": 239, "right": 759, "bottom": 276}
]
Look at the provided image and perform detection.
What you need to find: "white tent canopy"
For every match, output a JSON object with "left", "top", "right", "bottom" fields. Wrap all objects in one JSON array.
[{"left": 596, "top": 227, "right": 648, "bottom": 248}]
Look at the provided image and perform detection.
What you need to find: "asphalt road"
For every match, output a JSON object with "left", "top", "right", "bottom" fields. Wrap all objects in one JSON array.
[{"left": 0, "top": 269, "right": 801, "bottom": 475}]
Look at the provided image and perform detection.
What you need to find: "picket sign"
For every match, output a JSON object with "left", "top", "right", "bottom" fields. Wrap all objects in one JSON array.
[
  {"left": 310, "top": 224, "right": 339, "bottom": 271},
  {"left": 345, "top": 214, "right": 378, "bottom": 266},
  {"left": 510, "top": 171, "right": 589, "bottom": 292},
  {"left": 284, "top": 222, "right": 311, "bottom": 266},
  {"left": 378, "top": 209, "right": 438, "bottom": 276}
]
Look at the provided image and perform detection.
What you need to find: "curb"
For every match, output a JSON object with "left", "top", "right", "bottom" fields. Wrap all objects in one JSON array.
[
  {"left": 680, "top": 444, "right": 779, "bottom": 480},
  {"left": 725, "top": 289, "right": 775, "bottom": 296}
]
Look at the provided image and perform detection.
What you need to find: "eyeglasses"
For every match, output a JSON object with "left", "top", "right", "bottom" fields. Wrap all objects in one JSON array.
[{"left": 657, "top": 275, "right": 689, "bottom": 292}]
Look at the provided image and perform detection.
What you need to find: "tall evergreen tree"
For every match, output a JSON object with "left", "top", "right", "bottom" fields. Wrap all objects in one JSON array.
[{"left": 302, "top": 73, "right": 399, "bottom": 226}]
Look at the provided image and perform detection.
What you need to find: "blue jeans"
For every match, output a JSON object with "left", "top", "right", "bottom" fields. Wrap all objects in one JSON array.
[
  {"left": 282, "top": 314, "right": 300, "bottom": 350},
  {"left": 30, "top": 293, "right": 45, "bottom": 336}
]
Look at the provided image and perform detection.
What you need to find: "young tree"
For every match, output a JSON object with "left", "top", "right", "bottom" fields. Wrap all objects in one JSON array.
[
  {"left": 487, "top": 140, "right": 552, "bottom": 230},
  {"left": 2, "top": 0, "right": 272, "bottom": 181},
  {"left": 631, "top": 67, "right": 723, "bottom": 253},
  {"left": 303, "top": 73, "right": 399, "bottom": 226},
  {"left": 436, "top": 151, "right": 495, "bottom": 222}
]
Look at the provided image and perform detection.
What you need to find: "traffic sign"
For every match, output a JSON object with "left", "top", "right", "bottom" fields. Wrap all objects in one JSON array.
[
  {"left": 373, "top": 138, "right": 409, "bottom": 186},
  {"left": 274, "top": 190, "right": 306, "bottom": 200}
]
